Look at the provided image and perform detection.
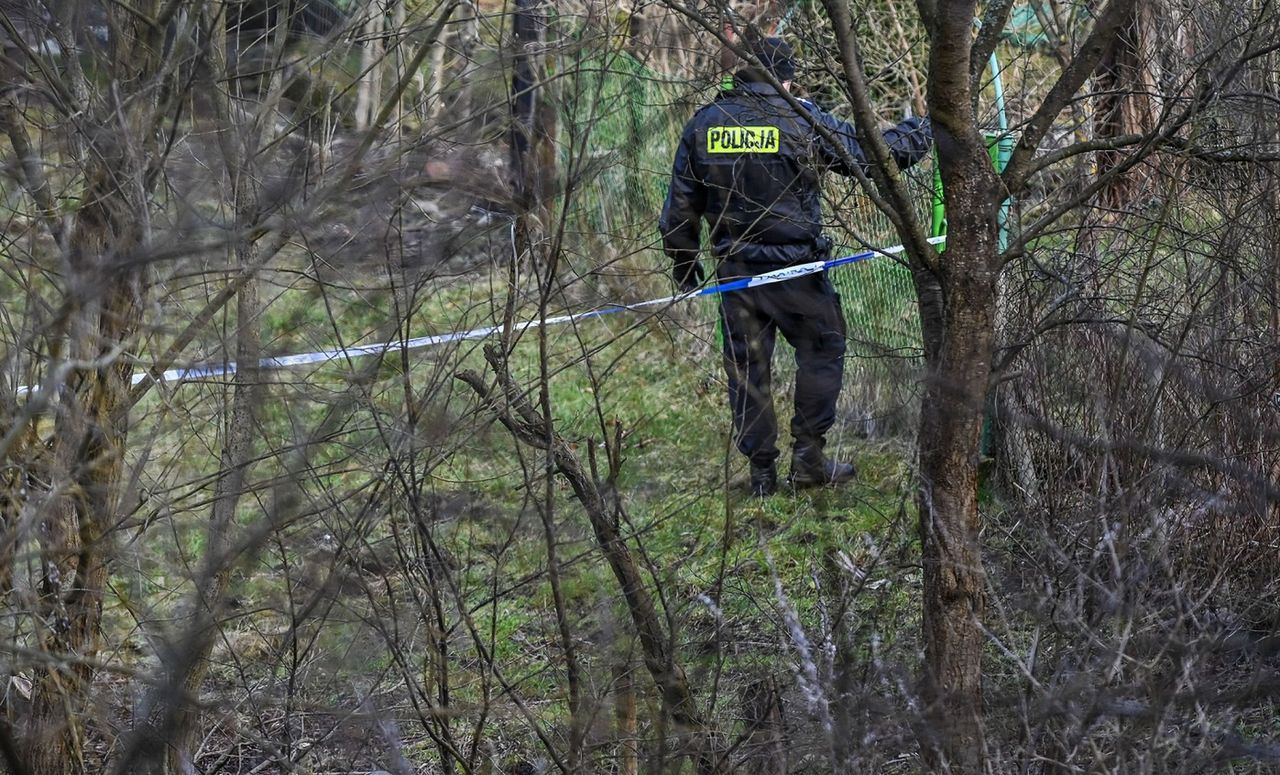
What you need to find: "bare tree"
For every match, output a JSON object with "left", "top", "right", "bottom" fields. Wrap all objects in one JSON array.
[{"left": 682, "top": 0, "right": 1280, "bottom": 771}]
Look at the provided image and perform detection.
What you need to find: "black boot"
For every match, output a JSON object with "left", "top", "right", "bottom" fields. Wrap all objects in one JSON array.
[
  {"left": 788, "top": 443, "right": 856, "bottom": 488},
  {"left": 750, "top": 462, "right": 778, "bottom": 497}
]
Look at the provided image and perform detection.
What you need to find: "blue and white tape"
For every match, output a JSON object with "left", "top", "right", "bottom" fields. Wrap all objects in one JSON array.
[{"left": 16, "top": 236, "right": 943, "bottom": 397}]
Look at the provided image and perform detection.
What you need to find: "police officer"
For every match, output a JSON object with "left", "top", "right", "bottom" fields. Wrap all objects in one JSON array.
[{"left": 660, "top": 37, "right": 932, "bottom": 497}]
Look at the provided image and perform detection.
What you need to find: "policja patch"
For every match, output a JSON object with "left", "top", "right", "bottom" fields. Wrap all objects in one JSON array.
[{"left": 707, "top": 126, "right": 780, "bottom": 153}]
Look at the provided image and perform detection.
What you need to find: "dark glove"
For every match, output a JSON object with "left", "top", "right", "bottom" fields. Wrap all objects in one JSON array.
[{"left": 674, "top": 259, "right": 705, "bottom": 293}]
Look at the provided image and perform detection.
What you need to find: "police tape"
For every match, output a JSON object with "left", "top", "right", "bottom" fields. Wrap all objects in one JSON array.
[{"left": 16, "top": 236, "right": 945, "bottom": 397}]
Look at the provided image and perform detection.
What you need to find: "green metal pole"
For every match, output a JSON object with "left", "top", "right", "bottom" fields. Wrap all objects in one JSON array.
[
  {"left": 931, "top": 161, "right": 947, "bottom": 239},
  {"left": 989, "top": 50, "right": 1012, "bottom": 253},
  {"left": 934, "top": 42, "right": 1012, "bottom": 247},
  {"left": 981, "top": 47, "right": 1012, "bottom": 457}
]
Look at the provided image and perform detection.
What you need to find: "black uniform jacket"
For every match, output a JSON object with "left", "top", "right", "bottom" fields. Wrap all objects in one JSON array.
[{"left": 660, "top": 78, "right": 932, "bottom": 272}]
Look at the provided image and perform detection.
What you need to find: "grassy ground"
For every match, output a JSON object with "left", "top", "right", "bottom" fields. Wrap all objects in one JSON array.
[{"left": 103, "top": 254, "right": 928, "bottom": 771}]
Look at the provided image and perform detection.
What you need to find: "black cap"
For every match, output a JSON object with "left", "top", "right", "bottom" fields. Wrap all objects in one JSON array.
[{"left": 743, "top": 37, "right": 795, "bottom": 82}]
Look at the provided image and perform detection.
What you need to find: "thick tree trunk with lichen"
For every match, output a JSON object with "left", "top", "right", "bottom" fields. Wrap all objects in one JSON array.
[
  {"left": 17, "top": 3, "right": 164, "bottom": 772},
  {"left": 25, "top": 158, "right": 150, "bottom": 775}
]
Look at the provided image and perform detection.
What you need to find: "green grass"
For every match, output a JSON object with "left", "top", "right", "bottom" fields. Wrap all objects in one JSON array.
[
  {"left": 161, "top": 266, "right": 910, "bottom": 730},
  {"left": 392, "top": 282, "right": 921, "bottom": 716}
]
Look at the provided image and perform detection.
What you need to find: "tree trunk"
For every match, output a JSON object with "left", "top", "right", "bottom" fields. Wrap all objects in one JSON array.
[
  {"left": 26, "top": 142, "right": 150, "bottom": 775},
  {"left": 1093, "top": 0, "right": 1160, "bottom": 208},
  {"left": 509, "top": 0, "right": 556, "bottom": 223},
  {"left": 356, "top": 0, "right": 386, "bottom": 132},
  {"left": 915, "top": 252, "right": 996, "bottom": 773},
  {"left": 614, "top": 661, "right": 639, "bottom": 775},
  {"left": 917, "top": 2, "right": 1004, "bottom": 770},
  {"left": 426, "top": 8, "right": 448, "bottom": 124},
  {"left": 391, "top": 0, "right": 407, "bottom": 131},
  {"left": 20, "top": 4, "right": 165, "bottom": 768},
  {"left": 138, "top": 11, "right": 270, "bottom": 771},
  {"left": 153, "top": 240, "right": 262, "bottom": 775}
]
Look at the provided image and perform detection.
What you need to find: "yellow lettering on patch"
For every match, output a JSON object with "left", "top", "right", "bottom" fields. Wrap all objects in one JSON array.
[{"left": 707, "top": 126, "right": 780, "bottom": 154}]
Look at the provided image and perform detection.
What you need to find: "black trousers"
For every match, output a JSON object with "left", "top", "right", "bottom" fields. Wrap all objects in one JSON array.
[{"left": 719, "top": 267, "right": 847, "bottom": 466}]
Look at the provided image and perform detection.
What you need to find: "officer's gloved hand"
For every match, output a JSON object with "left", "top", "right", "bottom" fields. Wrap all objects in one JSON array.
[{"left": 673, "top": 260, "right": 705, "bottom": 293}]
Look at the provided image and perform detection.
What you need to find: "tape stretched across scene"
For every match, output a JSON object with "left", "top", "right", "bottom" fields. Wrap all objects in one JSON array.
[{"left": 15, "top": 236, "right": 945, "bottom": 397}]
